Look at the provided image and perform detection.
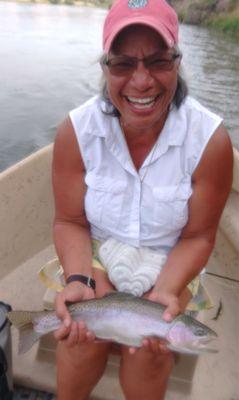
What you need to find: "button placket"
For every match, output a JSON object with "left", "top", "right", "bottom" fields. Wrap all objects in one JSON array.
[{"left": 129, "top": 178, "right": 141, "bottom": 238}]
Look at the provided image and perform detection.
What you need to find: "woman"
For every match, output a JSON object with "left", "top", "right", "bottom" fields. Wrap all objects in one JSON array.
[{"left": 52, "top": 0, "right": 233, "bottom": 399}]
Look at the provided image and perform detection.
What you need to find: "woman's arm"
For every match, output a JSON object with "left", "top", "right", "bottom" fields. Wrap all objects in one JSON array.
[
  {"left": 151, "top": 124, "right": 233, "bottom": 319},
  {"left": 52, "top": 116, "right": 93, "bottom": 279},
  {"left": 52, "top": 117, "right": 96, "bottom": 344}
]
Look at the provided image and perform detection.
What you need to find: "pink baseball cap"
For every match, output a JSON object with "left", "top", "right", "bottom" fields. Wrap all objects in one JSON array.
[{"left": 103, "top": 0, "right": 179, "bottom": 53}]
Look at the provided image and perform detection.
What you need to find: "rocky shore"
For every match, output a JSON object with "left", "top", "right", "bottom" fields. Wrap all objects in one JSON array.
[{"left": 171, "top": 0, "right": 239, "bottom": 36}]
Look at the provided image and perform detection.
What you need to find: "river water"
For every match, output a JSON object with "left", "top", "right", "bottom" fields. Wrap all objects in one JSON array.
[{"left": 0, "top": 2, "right": 238, "bottom": 172}]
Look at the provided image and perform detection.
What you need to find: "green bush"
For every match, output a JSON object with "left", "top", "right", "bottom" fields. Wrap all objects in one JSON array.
[{"left": 209, "top": 15, "right": 239, "bottom": 34}]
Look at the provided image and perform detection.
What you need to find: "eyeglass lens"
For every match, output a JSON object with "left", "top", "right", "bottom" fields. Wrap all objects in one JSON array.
[{"left": 105, "top": 52, "right": 181, "bottom": 75}]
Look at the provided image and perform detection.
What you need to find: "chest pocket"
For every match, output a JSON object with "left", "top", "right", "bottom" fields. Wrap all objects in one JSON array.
[
  {"left": 152, "top": 184, "right": 192, "bottom": 230},
  {"left": 85, "top": 173, "right": 127, "bottom": 229}
]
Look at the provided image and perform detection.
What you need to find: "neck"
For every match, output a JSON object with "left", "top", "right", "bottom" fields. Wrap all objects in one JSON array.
[
  {"left": 119, "top": 109, "right": 169, "bottom": 147},
  {"left": 119, "top": 114, "right": 168, "bottom": 171}
]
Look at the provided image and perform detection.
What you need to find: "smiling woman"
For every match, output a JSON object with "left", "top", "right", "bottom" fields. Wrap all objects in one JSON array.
[
  {"left": 51, "top": 0, "right": 233, "bottom": 399},
  {"left": 101, "top": 25, "right": 180, "bottom": 139},
  {"left": 100, "top": 38, "right": 187, "bottom": 116}
]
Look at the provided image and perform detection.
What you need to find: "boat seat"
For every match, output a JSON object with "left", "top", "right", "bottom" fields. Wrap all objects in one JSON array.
[{"left": 1, "top": 145, "right": 239, "bottom": 399}]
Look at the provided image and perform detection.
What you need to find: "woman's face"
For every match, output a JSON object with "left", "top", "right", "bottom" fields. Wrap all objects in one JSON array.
[{"left": 103, "top": 25, "right": 180, "bottom": 136}]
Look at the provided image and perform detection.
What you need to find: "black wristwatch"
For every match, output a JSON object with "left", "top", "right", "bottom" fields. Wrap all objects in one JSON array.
[{"left": 66, "top": 274, "right": 96, "bottom": 291}]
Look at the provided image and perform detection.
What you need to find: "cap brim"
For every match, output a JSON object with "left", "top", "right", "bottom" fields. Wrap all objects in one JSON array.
[{"left": 104, "top": 17, "right": 174, "bottom": 52}]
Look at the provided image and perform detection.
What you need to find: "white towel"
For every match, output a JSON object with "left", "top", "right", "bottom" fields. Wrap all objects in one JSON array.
[{"left": 98, "top": 238, "right": 167, "bottom": 297}]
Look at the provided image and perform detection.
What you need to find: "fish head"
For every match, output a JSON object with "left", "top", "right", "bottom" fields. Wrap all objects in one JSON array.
[{"left": 166, "top": 315, "right": 218, "bottom": 354}]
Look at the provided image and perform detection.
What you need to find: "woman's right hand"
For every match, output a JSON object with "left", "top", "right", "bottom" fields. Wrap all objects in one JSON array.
[{"left": 54, "top": 281, "right": 96, "bottom": 347}]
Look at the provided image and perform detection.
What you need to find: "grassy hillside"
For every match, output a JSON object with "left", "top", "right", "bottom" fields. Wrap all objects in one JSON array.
[{"left": 171, "top": 0, "right": 239, "bottom": 36}]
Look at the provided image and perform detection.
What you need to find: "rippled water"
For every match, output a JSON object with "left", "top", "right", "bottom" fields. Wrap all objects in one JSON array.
[
  {"left": 0, "top": 2, "right": 238, "bottom": 171},
  {"left": 179, "top": 24, "right": 239, "bottom": 145}
]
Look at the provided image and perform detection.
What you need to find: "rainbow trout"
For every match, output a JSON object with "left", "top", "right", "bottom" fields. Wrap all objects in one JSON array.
[{"left": 8, "top": 292, "right": 217, "bottom": 355}]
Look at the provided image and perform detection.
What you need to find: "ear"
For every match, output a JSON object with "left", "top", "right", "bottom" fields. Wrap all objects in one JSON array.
[
  {"left": 101, "top": 63, "right": 107, "bottom": 74},
  {"left": 176, "top": 58, "right": 181, "bottom": 72},
  {"left": 99, "top": 53, "right": 108, "bottom": 71},
  {"left": 176, "top": 49, "right": 182, "bottom": 71}
]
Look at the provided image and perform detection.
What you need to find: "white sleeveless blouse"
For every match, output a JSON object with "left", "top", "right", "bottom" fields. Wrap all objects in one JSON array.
[{"left": 69, "top": 95, "right": 222, "bottom": 254}]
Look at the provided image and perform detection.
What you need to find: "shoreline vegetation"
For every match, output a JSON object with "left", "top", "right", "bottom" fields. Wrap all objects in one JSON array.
[
  {"left": 2, "top": 0, "right": 239, "bottom": 37},
  {"left": 171, "top": 0, "right": 239, "bottom": 37}
]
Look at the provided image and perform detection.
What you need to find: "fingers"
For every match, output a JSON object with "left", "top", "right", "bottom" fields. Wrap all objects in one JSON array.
[
  {"left": 147, "top": 290, "right": 181, "bottom": 322},
  {"left": 53, "top": 283, "right": 97, "bottom": 347},
  {"left": 55, "top": 292, "right": 72, "bottom": 327},
  {"left": 54, "top": 322, "right": 71, "bottom": 341},
  {"left": 86, "top": 330, "right": 96, "bottom": 342},
  {"left": 128, "top": 347, "right": 137, "bottom": 355},
  {"left": 158, "top": 342, "right": 171, "bottom": 355},
  {"left": 64, "top": 321, "right": 79, "bottom": 347},
  {"left": 142, "top": 338, "right": 169, "bottom": 354},
  {"left": 163, "top": 299, "right": 181, "bottom": 322},
  {"left": 54, "top": 319, "right": 96, "bottom": 346},
  {"left": 62, "top": 321, "right": 95, "bottom": 347},
  {"left": 78, "top": 320, "right": 94, "bottom": 343},
  {"left": 128, "top": 339, "right": 171, "bottom": 355}
]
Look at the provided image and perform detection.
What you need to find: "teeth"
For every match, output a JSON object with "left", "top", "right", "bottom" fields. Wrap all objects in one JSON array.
[
  {"left": 127, "top": 96, "right": 157, "bottom": 104},
  {"left": 130, "top": 102, "right": 155, "bottom": 110}
]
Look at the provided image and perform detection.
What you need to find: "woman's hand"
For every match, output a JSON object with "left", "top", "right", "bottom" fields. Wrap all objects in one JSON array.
[
  {"left": 54, "top": 281, "right": 96, "bottom": 347},
  {"left": 147, "top": 289, "right": 181, "bottom": 322},
  {"left": 129, "top": 289, "right": 181, "bottom": 355}
]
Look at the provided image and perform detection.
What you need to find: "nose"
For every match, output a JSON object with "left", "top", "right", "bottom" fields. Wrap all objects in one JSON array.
[{"left": 130, "top": 60, "right": 154, "bottom": 91}]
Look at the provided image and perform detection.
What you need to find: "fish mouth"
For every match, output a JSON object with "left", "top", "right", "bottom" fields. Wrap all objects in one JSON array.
[
  {"left": 167, "top": 336, "right": 218, "bottom": 354},
  {"left": 183, "top": 336, "right": 218, "bottom": 354},
  {"left": 191, "top": 335, "right": 217, "bottom": 348}
]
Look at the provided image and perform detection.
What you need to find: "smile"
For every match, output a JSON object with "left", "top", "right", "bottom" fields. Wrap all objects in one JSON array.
[{"left": 126, "top": 95, "right": 160, "bottom": 109}]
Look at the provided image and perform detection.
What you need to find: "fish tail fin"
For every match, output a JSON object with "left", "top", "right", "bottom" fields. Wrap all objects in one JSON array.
[{"left": 7, "top": 311, "right": 42, "bottom": 354}]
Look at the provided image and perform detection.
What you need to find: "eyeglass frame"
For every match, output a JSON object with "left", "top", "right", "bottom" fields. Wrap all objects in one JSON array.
[{"left": 101, "top": 49, "right": 182, "bottom": 76}]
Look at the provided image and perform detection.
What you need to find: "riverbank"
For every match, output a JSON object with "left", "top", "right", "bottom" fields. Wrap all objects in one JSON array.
[
  {"left": 0, "top": 0, "right": 110, "bottom": 7},
  {"left": 171, "top": 0, "right": 239, "bottom": 37},
  {"left": 0, "top": 0, "right": 102, "bottom": 6},
  {"left": 2, "top": 0, "right": 239, "bottom": 37}
]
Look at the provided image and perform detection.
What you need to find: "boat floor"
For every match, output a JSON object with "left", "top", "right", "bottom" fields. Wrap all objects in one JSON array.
[
  {"left": 1, "top": 229, "right": 239, "bottom": 400},
  {"left": 13, "top": 386, "right": 55, "bottom": 400}
]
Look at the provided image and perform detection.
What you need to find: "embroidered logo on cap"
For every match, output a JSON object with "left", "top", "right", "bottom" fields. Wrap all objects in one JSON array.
[{"left": 128, "top": 0, "right": 148, "bottom": 9}]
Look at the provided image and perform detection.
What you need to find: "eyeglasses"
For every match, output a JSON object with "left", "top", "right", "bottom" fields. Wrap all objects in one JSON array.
[{"left": 102, "top": 51, "right": 182, "bottom": 76}]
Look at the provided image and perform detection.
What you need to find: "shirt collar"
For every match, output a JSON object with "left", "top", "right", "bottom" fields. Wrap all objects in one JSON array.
[
  {"left": 142, "top": 104, "right": 188, "bottom": 168},
  {"left": 90, "top": 97, "right": 187, "bottom": 143},
  {"left": 160, "top": 104, "right": 187, "bottom": 147},
  {"left": 89, "top": 97, "right": 188, "bottom": 171}
]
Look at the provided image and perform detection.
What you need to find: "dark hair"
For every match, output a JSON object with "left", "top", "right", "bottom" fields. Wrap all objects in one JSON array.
[{"left": 100, "top": 68, "right": 188, "bottom": 117}]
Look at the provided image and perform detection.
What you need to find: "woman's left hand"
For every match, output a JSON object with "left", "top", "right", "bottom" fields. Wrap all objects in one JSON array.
[
  {"left": 128, "top": 289, "right": 181, "bottom": 355},
  {"left": 147, "top": 289, "right": 181, "bottom": 322}
]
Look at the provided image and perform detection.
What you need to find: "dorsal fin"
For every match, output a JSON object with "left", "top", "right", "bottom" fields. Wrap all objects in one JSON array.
[{"left": 103, "top": 292, "right": 136, "bottom": 300}]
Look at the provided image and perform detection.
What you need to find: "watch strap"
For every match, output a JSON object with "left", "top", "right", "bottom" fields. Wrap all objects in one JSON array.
[{"left": 66, "top": 274, "right": 96, "bottom": 291}]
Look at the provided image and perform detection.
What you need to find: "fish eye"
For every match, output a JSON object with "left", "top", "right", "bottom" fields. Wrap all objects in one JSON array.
[{"left": 196, "top": 328, "right": 206, "bottom": 336}]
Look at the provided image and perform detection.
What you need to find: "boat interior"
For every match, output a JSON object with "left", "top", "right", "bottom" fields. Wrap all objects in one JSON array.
[{"left": 0, "top": 144, "right": 239, "bottom": 399}]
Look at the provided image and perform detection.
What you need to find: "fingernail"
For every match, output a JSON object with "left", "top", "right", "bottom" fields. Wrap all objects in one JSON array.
[
  {"left": 86, "top": 332, "right": 94, "bottom": 341},
  {"left": 64, "top": 318, "right": 70, "bottom": 328},
  {"left": 164, "top": 313, "right": 173, "bottom": 322}
]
